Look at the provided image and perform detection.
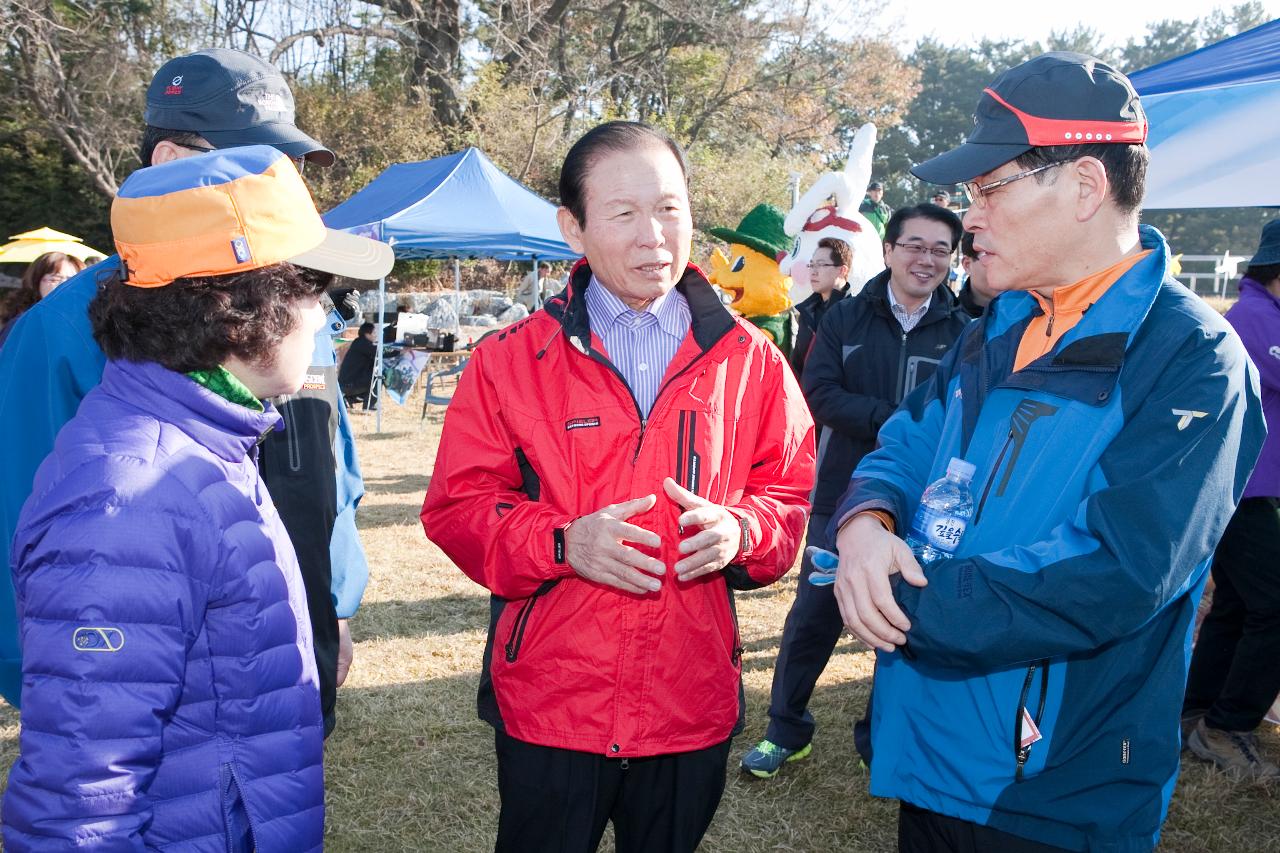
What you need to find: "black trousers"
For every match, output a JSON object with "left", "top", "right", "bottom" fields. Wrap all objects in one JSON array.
[
  {"left": 1184, "top": 496, "right": 1280, "bottom": 732},
  {"left": 764, "top": 513, "right": 846, "bottom": 750},
  {"left": 493, "top": 730, "right": 730, "bottom": 853},
  {"left": 898, "top": 802, "right": 1071, "bottom": 852}
]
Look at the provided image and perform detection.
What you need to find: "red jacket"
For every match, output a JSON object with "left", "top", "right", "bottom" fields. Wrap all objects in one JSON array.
[{"left": 421, "top": 263, "right": 815, "bottom": 757}]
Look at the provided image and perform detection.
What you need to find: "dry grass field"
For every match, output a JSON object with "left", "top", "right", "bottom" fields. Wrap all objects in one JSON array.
[{"left": 0, "top": 380, "right": 1276, "bottom": 851}]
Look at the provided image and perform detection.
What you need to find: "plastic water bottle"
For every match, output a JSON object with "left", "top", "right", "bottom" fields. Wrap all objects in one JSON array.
[{"left": 905, "top": 457, "right": 977, "bottom": 567}]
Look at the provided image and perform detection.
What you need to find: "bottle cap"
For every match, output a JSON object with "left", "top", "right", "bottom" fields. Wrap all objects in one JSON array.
[{"left": 946, "top": 457, "right": 977, "bottom": 482}]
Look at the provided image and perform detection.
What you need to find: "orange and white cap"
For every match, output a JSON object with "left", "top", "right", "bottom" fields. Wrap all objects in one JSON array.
[{"left": 111, "top": 145, "right": 392, "bottom": 287}]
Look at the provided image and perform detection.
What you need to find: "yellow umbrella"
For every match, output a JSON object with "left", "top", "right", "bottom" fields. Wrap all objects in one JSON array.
[{"left": 0, "top": 227, "right": 106, "bottom": 264}]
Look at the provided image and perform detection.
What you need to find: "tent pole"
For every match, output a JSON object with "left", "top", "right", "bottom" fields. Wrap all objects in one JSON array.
[
  {"left": 532, "top": 258, "right": 541, "bottom": 310},
  {"left": 374, "top": 275, "right": 385, "bottom": 434},
  {"left": 454, "top": 258, "right": 462, "bottom": 333}
]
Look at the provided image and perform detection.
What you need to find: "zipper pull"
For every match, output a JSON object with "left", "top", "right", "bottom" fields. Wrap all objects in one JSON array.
[
  {"left": 620, "top": 758, "right": 630, "bottom": 771},
  {"left": 1045, "top": 300, "right": 1055, "bottom": 337}
]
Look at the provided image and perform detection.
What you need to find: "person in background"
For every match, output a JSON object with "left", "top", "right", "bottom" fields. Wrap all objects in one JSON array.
[
  {"left": 931, "top": 190, "right": 954, "bottom": 209},
  {"left": 0, "top": 252, "right": 85, "bottom": 347},
  {"left": 340, "top": 320, "right": 379, "bottom": 407},
  {"left": 1182, "top": 218, "right": 1280, "bottom": 780},
  {"left": 421, "top": 121, "right": 815, "bottom": 852},
  {"left": 741, "top": 204, "right": 968, "bottom": 779},
  {"left": 958, "top": 231, "right": 996, "bottom": 318},
  {"left": 860, "top": 180, "right": 892, "bottom": 239},
  {"left": 0, "top": 50, "right": 369, "bottom": 737},
  {"left": 790, "top": 236, "right": 854, "bottom": 379},
  {"left": 2, "top": 145, "right": 391, "bottom": 852}
]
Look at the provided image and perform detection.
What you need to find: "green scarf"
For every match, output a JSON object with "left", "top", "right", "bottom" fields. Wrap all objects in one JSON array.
[{"left": 187, "top": 366, "right": 264, "bottom": 412}]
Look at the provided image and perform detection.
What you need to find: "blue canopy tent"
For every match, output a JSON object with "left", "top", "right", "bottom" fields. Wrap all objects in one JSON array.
[
  {"left": 1130, "top": 19, "right": 1280, "bottom": 209},
  {"left": 323, "top": 147, "right": 579, "bottom": 428}
]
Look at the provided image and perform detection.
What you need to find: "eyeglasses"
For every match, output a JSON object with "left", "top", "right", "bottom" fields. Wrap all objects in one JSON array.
[
  {"left": 39, "top": 273, "right": 70, "bottom": 285},
  {"left": 961, "top": 162, "right": 1062, "bottom": 207},
  {"left": 892, "top": 242, "right": 953, "bottom": 259},
  {"left": 803, "top": 261, "right": 841, "bottom": 269},
  {"left": 180, "top": 143, "right": 307, "bottom": 174}
]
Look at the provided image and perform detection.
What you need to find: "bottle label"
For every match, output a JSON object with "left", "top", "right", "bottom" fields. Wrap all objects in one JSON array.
[{"left": 911, "top": 505, "right": 967, "bottom": 554}]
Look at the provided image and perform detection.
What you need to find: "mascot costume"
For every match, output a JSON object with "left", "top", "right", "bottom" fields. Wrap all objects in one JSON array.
[
  {"left": 707, "top": 203, "right": 794, "bottom": 355},
  {"left": 778, "top": 123, "right": 885, "bottom": 306}
]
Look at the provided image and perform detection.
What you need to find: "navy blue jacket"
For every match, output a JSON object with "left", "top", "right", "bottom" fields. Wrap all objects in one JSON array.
[
  {"left": 835, "top": 227, "right": 1266, "bottom": 851},
  {"left": 802, "top": 270, "right": 969, "bottom": 518}
]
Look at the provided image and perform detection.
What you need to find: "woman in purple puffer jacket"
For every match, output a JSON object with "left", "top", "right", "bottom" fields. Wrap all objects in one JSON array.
[{"left": 2, "top": 146, "right": 392, "bottom": 851}]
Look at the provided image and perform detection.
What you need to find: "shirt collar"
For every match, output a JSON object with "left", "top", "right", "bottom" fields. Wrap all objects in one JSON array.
[
  {"left": 886, "top": 280, "right": 932, "bottom": 317},
  {"left": 585, "top": 275, "right": 689, "bottom": 340}
]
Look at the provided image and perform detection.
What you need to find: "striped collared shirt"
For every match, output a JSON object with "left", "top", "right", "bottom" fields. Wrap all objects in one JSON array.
[
  {"left": 886, "top": 282, "right": 932, "bottom": 333},
  {"left": 584, "top": 276, "right": 691, "bottom": 418}
]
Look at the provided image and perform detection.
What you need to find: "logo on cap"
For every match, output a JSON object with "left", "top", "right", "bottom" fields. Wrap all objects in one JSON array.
[
  {"left": 165, "top": 75, "right": 183, "bottom": 96},
  {"left": 231, "top": 236, "right": 252, "bottom": 263},
  {"left": 73, "top": 626, "right": 125, "bottom": 653},
  {"left": 256, "top": 92, "right": 287, "bottom": 112}
]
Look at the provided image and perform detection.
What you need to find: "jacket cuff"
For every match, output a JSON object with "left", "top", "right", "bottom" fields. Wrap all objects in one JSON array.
[{"left": 832, "top": 499, "right": 899, "bottom": 540}]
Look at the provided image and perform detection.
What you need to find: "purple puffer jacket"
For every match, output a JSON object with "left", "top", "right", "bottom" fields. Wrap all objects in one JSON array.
[
  {"left": 3, "top": 359, "right": 324, "bottom": 852},
  {"left": 1226, "top": 277, "right": 1280, "bottom": 499}
]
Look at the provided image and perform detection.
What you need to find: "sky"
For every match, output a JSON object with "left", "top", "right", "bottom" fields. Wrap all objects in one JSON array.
[{"left": 872, "top": 0, "right": 1279, "bottom": 51}]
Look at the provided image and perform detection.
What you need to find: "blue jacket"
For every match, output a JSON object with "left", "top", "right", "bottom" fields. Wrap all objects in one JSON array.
[
  {"left": 0, "top": 258, "right": 368, "bottom": 707},
  {"left": 3, "top": 359, "right": 324, "bottom": 851},
  {"left": 834, "top": 227, "right": 1265, "bottom": 852}
]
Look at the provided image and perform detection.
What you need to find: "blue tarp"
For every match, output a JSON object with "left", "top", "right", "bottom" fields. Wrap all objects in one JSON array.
[
  {"left": 323, "top": 147, "right": 579, "bottom": 261},
  {"left": 1130, "top": 19, "right": 1280, "bottom": 209}
]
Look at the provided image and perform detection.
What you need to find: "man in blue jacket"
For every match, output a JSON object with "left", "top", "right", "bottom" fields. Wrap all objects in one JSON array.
[
  {"left": 0, "top": 50, "right": 369, "bottom": 733},
  {"left": 831, "top": 53, "right": 1265, "bottom": 851}
]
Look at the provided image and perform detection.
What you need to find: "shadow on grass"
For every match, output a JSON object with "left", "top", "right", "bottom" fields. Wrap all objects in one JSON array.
[
  {"left": 353, "top": 595, "right": 489, "bottom": 641},
  {"left": 357, "top": 430, "right": 415, "bottom": 441},
  {"left": 323, "top": 675, "right": 886, "bottom": 852},
  {"left": 740, "top": 640, "right": 867, "bottom": 674},
  {"left": 356, "top": 504, "right": 425, "bottom": 529},
  {"left": 363, "top": 473, "right": 432, "bottom": 496}
]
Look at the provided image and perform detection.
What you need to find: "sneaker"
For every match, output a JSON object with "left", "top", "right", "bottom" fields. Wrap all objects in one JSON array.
[
  {"left": 1187, "top": 719, "right": 1280, "bottom": 780},
  {"left": 740, "top": 739, "right": 812, "bottom": 778},
  {"left": 1180, "top": 708, "right": 1206, "bottom": 751}
]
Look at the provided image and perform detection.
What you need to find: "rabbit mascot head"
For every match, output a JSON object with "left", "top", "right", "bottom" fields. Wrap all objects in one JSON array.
[{"left": 779, "top": 123, "right": 885, "bottom": 305}]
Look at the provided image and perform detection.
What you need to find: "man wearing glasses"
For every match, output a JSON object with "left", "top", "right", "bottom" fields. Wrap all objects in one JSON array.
[
  {"left": 741, "top": 204, "right": 969, "bottom": 779},
  {"left": 831, "top": 53, "right": 1265, "bottom": 851},
  {"left": 0, "top": 50, "right": 369, "bottom": 737}
]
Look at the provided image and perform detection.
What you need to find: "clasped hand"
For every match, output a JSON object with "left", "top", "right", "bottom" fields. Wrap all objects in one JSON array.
[
  {"left": 833, "top": 514, "right": 928, "bottom": 652},
  {"left": 564, "top": 477, "right": 741, "bottom": 593}
]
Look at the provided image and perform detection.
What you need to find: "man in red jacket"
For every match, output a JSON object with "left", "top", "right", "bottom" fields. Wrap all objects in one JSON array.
[{"left": 421, "top": 122, "right": 816, "bottom": 852}]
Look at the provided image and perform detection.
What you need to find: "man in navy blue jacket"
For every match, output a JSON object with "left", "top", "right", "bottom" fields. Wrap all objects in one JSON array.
[
  {"left": 831, "top": 53, "right": 1264, "bottom": 852},
  {"left": 742, "top": 205, "right": 968, "bottom": 779}
]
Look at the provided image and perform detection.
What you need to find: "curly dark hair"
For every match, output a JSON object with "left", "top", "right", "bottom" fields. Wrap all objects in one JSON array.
[{"left": 90, "top": 263, "right": 331, "bottom": 373}]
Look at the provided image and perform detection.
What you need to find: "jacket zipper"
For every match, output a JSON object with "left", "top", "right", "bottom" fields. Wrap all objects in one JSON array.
[
  {"left": 504, "top": 580, "right": 558, "bottom": 663},
  {"left": 1014, "top": 659, "right": 1051, "bottom": 782},
  {"left": 971, "top": 428, "right": 1014, "bottom": 526},
  {"left": 1045, "top": 296, "right": 1056, "bottom": 337},
  {"left": 227, "top": 765, "right": 260, "bottom": 852},
  {"left": 895, "top": 331, "right": 908, "bottom": 403},
  {"left": 578, "top": 339, "right": 720, "bottom": 464}
]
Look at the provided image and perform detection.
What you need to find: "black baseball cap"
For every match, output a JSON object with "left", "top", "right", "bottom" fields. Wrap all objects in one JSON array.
[
  {"left": 913, "top": 52, "right": 1146, "bottom": 185},
  {"left": 144, "top": 49, "right": 335, "bottom": 167}
]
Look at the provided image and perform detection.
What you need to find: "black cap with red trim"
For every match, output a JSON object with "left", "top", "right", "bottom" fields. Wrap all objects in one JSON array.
[{"left": 912, "top": 52, "right": 1147, "bottom": 186}]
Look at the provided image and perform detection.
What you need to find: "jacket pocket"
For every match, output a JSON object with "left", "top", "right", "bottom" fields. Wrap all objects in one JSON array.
[
  {"left": 725, "top": 586, "right": 744, "bottom": 668},
  {"left": 503, "top": 580, "right": 560, "bottom": 663},
  {"left": 221, "top": 764, "right": 258, "bottom": 853},
  {"left": 1013, "top": 659, "right": 1051, "bottom": 782}
]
